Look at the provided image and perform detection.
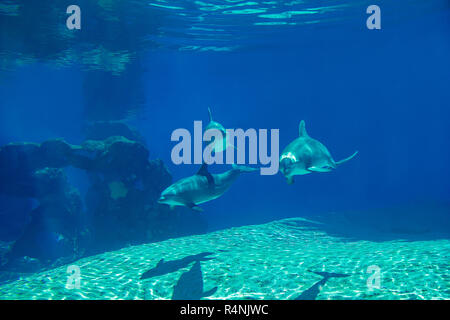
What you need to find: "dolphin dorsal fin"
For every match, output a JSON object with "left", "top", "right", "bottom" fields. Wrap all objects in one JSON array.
[
  {"left": 299, "top": 120, "right": 309, "bottom": 137},
  {"left": 208, "top": 107, "right": 213, "bottom": 122},
  {"left": 197, "top": 163, "right": 214, "bottom": 186},
  {"left": 197, "top": 163, "right": 209, "bottom": 176}
]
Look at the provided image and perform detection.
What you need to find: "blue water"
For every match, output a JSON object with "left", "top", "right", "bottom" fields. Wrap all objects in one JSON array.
[{"left": 0, "top": 0, "right": 449, "bottom": 299}]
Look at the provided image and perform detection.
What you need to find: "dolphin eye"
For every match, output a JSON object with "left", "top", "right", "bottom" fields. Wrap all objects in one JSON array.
[{"left": 281, "top": 153, "right": 297, "bottom": 162}]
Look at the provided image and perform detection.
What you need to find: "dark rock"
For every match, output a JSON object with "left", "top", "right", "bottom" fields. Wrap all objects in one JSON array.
[
  {"left": 39, "top": 139, "right": 72, "bottom": 168},
  {"left": 2, "top": 256, "right": 42, "bottom": 273},
  {"left": 0, "top": 134, "right": 207, "bottom": 271},
  {"left": 84, "top": 156, "right": 174, "bottom": 251},
  {"left": 4, "top": 168, "right": 87, "bottom": 264},
  {"left": 73, "top": 136, "right": 149, "bottom": 175},
  {"left": 0, "top": 143, "right": 42, "bottom": 173},
  {"left": 0, "top": 195, "right": 33, "bottom": 242},
  {"left": 0, "top": 143, "right": 41, "bottom": 197},
  {"left": 32, "top": 168, "right": 68, "bottom": 199},
  {"left": 84, "top": 121, "right": 146, "bottom": 145}
]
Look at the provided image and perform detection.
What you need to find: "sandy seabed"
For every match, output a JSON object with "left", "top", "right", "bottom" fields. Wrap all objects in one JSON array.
[{"left": 0, "top": 217, "right": 449, "bottom": 300}]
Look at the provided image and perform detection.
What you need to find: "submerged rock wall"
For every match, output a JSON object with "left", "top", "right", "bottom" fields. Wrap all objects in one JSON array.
[{"left": 0, "top": 122, "right": 207, "bottom": 278}]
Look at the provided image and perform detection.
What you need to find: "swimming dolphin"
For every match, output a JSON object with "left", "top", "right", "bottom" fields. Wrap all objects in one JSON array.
[
  {"left": 171, "top": 261, "right": 218, "bottom": 300},
  {"left": 279, "top": 120, "right": 358, "bottom": 184},
  {"left": 294, "top": 271, "right": 349, "bottom": 300},
  {"left": 205, "top": 107, "right": 233, "bottom": 153},
  {"left": 158, "top": 164, "right": 257, "bottom": 211}
]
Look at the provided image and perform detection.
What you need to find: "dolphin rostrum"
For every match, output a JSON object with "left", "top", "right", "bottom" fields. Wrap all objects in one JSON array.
[
  {"left": 280, "top": 120, "right": 358, "bottom": 184},
  {"left": 158, "top": 164, "right": 257, "bottom": 211}
]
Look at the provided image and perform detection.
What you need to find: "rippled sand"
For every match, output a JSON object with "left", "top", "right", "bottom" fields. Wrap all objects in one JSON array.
[{"left": 0, "top": 218, "right": 449, "bottom": 300}]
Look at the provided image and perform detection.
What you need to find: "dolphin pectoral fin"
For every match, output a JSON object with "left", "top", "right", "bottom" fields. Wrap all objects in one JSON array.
[
  {"left": 287, "top": 176, "right": 295, "bottom": 184},
  {"left": 188, "top": 203, "right": 204, "bottom": 212},
  {"left": 232, "top": 164, "right": 258, "bottom": 173},
  {"left": 169, "top": 205, "right": 176, "bottom": 210},
  {"left": 202, "top": 286, "right": 218, "bottom": 298},
  {"left": 335, "top": 151, "right": 359, "bottom": 166}
]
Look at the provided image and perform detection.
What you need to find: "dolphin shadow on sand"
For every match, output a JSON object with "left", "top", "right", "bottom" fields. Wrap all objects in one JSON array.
[
  {"left": 172, "top": 261, "right": 218, "bottom": 300},
  {"left": 140, "top": 252, "right": 218, "bottom": 280},
  {"left": 295, "top": 271, "right": 349, "bottom": 300}
]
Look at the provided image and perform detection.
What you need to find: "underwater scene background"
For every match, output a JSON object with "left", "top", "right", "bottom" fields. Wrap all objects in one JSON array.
[{"left": 0, "top": 0, "right": 449, "bottom": 300}]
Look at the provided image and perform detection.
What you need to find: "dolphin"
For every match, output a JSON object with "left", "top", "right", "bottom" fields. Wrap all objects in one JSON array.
[
  {"left": 205, "top": 107, "right": 233, "bottom": 153},
  {"left": 279, "top": 120, "right": 358, "bottom": 184},
  {"left": 158, "top": 164, "right": 257, "bottom": 211},
  {"left": 294, "top": 271, "right": 349, "bottom": 300},
  {"left": 171, "top": 261, "right": 218, "bottom": 300}
]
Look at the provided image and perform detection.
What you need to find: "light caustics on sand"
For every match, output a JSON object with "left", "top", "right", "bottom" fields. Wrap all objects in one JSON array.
[{"left": 0, "top": 218, "right": 448, "bottom": 300}]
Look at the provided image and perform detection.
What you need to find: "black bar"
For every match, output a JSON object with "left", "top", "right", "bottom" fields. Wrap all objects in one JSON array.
[{"left": 0, "top": 300, "right": 448, "bottom": 318}]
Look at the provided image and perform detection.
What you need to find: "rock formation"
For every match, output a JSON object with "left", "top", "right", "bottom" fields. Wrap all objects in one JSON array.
[{"left": 0, "top": 123, "right": 207, "bottom": 277}]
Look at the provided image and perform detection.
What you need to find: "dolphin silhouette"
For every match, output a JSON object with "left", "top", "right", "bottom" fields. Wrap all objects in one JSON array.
[
  {"left": 172, "top": 261, "right": 218, "bottom": 300},
  {"left": 158, "top": 163, "right": 257, "bottom": 211},
  {"left": 140, "top": 252, "right": 216, "bottom": 280},
  {"left": 295, "top": 271, "right": 349, "bottom": 300},
  {"left": 280, "top": 120, "right": 358, "bottom": 184}
]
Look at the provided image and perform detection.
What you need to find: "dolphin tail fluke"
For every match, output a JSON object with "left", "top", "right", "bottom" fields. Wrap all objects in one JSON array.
[
  {"left": 202, "top": 286, "right": 218, "bottom": 298},
  {"left": 232, "top": 164, "right": 258, "bottom": 173},
  {"left": 208, "top": 107, "right": 213, "bottom": 122},
  {"left": 335, "top": 151, "right": 358, "bottom": 166}
]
